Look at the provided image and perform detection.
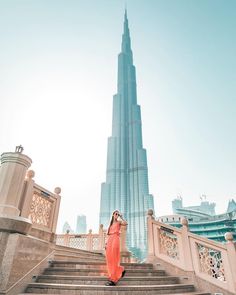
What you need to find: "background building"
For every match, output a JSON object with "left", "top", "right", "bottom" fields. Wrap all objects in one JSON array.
[
  {"left": 159, "top": 198, "right": 236, "bottom": 242},
  {"left": 62, "top": 221, "right": 74, "bottom": 234},
  {"left": 76, "top": 215, "right": 87, "bottom": 234},
  {"left": 99, "top": 11, "right": 154, "bottom": 258},
  {"left": 172, "top": 195, "right": 216, "bottom": 216}
]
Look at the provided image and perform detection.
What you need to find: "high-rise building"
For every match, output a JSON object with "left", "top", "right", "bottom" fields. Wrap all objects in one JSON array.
[
  {"left": 76, "top": 214, "right": 87, "bottom": 234},
  {"left": 62, "top": 221, "right": 74, "bottom": 234},
  {"left": 99, "top": 11, "right": 154, "bottom": 258}
]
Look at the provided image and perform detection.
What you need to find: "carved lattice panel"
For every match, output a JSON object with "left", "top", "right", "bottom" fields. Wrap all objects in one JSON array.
[
  {"left": 159, "top": 229, "right": 179, "bottom": 260},
  {"left": 69, "top": 237, "right": 87, "bottom": 250},
  {"left": 29, "top": 192, "right": 52, "bottom": 227},
  {"left": 197, "top": 243, "right": 225, "bottom": 281},
  {"left": 56, "top": 236, "right": 64, "bottom": 246},
  {"left": 92, "top": 237, "right": 100, "bottom": 250}
]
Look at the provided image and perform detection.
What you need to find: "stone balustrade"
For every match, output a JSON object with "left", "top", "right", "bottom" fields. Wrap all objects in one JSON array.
[
  {"left": 56, "top": 224, "right": 131, "bottom": 261},
  {"left": 0, "top": 148, "right": 61, "bottom": 294},
  {"left": 147, "top": 209, "right": 236, "bottom": 295},
  {"left": 56, "top": 224, "right": 106, "bottom": 251},
  {"left": 0, "top": 148, "right": 61, "bottom": 241},
  {"left": 20, "top": 171, "right": 61, "bottom": 242}
]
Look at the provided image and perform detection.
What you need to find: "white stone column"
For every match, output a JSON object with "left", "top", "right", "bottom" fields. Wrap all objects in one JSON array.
[{"left": 0, "top": 149, "right": 32, "bottom": 217}]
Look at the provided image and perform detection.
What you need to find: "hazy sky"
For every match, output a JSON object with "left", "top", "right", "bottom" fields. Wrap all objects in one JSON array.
[{"left": 0, "top": 0, "right": 235, "bottom": 233}]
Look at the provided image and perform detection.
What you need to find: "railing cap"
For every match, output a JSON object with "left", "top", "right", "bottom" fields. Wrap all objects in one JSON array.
[
  {"left": 181, "top": 217, "right": 189, "bottom": 226},
  {"left": 54, "top": 187, "right": 61, "bottom": 194},
  {"left": 225, "top": 232, "right": 234, "bottom": 242},
  {"left": 26, "top": 170, "right": 35, "bottom": 179},
  {"left": 147, "top": 209, "right": 154, "bottom": 216}
]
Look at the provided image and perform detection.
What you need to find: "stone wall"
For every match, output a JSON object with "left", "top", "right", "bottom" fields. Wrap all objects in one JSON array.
[
  {"left": 149, "top": 255, "right": 235, "bottom": 295},
  {"left": 0, "top": 231, "right": 54, "bottom": 294}
]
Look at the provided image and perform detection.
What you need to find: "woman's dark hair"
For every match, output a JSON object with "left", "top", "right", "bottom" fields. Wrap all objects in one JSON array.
[{"left": 107, "top": 210, "right": 119, "bottom": 235}]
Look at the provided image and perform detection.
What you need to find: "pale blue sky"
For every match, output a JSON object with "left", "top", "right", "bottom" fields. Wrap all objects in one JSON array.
[{"left": 0, "top": 0, "right": 235, "bottom": 232}]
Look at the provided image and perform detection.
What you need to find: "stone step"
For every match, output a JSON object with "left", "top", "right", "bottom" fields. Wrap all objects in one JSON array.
[
  {"left": 22, "top": 293, "right": 210, "bottom": 295},
  {"left": 25, "top": 282, "right": 196, "bottom": 294},
  {"left": 53, "top": 253, "right": 106, "bottom": 262},
  {"left": 44, "top": 267, "right": 165, "bottom": 277},
  {"left": 50, "top": 260, "right": 153, "bottom": 270},
  {"left": 36, "top": 274, "right": 179, "bottom": 285},
  {"left": 55, "top": 246, "right": 104, "bottom": 258}
]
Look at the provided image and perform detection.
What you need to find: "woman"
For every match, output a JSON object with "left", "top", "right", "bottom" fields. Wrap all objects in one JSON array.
[{"left": 105, "top": 210, "right": 128, "bottom": 286}]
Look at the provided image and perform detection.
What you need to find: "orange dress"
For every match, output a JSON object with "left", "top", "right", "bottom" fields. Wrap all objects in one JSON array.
[{"left": 106, "top": 222, "right": 124, "bottom": 283}]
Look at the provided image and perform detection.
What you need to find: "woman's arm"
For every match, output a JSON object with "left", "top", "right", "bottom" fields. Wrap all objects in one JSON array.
[{"left": 119, "top": 214, "right": 128, "bottom": 226}]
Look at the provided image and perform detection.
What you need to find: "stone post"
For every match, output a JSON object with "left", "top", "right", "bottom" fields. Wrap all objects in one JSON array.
[
  {"left": 0, "top": 148, "right": 32, "bottom": 217},
  {"left": 180, "top": 217, "right": 194, "bottom": 271},
  {"left": 64, "top": 230, "right": 70, "bottom": 247},
  {"left": 99, "top": 224, "right": 105, "bottom": 250},
  {"left": 0, "top": 147, "right": 32, "bottom": 235},
  {"left": 147, "top": 209, "right": 155, "bottom": 258},
  {"left": 120, "top": 225, "right": 128, "bottom": 252},
  {"left": 51, "top": 187, "right": 61, "bottom": 233},
  {"left": 225, "top": 232, "right": 236, "bottom": 293},
  {"left": 20, "top": 170, "right": 35, "bottom": 218},
  {"left": 120, "top": 225, "right": 131, "bottom": 262},
  {"left": 87, "top": 229, "right": 93, "bottom": 251}
]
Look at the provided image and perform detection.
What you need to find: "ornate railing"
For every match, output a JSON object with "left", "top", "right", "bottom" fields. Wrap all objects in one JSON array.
[
  {"left": 159, "top": 227, "right": 179, "bottom": 260},
  {"left": 56, "top": 224, "right": 129, "bottom": 257},
  {"left": 56, "top": 226, "right": 106, "bottom": 251},
  {"left": 147, "top": 210, "right": 236, "bottom": 294},
  {"left": 19, "top": 170, "right": 61, "bottom": 236}
]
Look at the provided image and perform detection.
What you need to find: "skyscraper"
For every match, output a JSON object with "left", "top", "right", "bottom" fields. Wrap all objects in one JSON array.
[
  {"left": 76, "top": 214, "right": 87, "bottom": 234},
  {"left": 99, "top": 11, "right": 154, "bottom": 258}
]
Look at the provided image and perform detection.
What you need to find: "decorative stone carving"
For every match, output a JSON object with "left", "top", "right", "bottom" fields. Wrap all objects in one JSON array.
[
  {"left": 54, "top": 187, "right": 61, "bottom": 194},
  {"left": 197, "top": 243, "right": 225, "bottom": 281},
  {"left": 28, "top": 192, "right": 52, "bottom": 227},
  {"left": 160, "top": 229, "right": 179, "bottom": 260}
]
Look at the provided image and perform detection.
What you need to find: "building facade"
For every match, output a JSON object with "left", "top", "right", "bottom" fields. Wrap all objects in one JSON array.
[
  {"left": 76, "top": 215, "right": 87, "bottom": 234},
  {"left": 99, "top": 11, "right": 154, "bottom": 258},
  {"left": 172, "top": 196, "right": 216, "bottom": 216},
  {"left": 159, "top": 198, "right": 236, "bottom": 242}
]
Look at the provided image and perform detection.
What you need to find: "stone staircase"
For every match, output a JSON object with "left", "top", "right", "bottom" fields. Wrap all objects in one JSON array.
[{"left": 21, "top": 245, "right": 210, "bottom": 295}]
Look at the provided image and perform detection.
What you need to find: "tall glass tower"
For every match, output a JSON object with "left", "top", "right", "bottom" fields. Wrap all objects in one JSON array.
[{"left": 99, "top": 11, "right": 154, "bottom": 258}]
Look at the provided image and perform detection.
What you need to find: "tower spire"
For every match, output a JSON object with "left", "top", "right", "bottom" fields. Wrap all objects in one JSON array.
[{"left": 122, "top": 8, "right": 131, "bottom": 54}]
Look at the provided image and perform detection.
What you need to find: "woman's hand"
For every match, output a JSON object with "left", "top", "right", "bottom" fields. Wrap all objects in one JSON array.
[{"left": 118, "top": 214, "right": 128, "bottom": 225}]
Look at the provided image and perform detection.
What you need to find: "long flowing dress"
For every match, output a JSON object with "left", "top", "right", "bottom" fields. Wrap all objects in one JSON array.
[{"left": 106, "top": 222, "right": 124, "bottom": 283}]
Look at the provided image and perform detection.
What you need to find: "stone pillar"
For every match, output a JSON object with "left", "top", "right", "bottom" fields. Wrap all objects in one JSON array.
[
  {"left": 225, "top": 232, "right": 236, "bottom": 293},
  {"left": 180, "top": 217, "right": 194, "bottom": 271},
  {"left": 120, "top": 225, "right": 128, "bottom": 252},
  {"left": 120, "top": 225, "right": 132, "bottom": 262},
  {"left": 87, "top": 229, "right": 93, "bottom": 251},
  {"left": 64, "top": 230, "right": 70, "bottom": 247},
  {"left": 0, "top": 147, "right": 32, "bottom": 235},
  {"left": 147, "top": 209, "right": 155, "bottom": 258},
  {"left": 51, "top": 187, "right": 61, "bottom": 233},
  {"left": 19, "top": 170, "right": 35, "bottom": 218},
  {"left": 99, "top": 224, "right": 105, "bottom": 250},
  {"left": 0, "top": 148, "right": 32, "bottom": 217}
]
